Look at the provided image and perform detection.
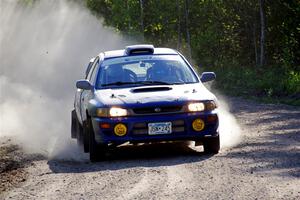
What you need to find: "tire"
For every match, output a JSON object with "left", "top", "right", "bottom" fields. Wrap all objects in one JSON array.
[
  {"left": 82, "top": 121, "right": 90, "bottom": 153},
  {"left": 86, "top": 118, "right": 106, "bottom": 162},
  {"left": 203, "top": 135, "right": 220, "bottom": 154},
  {"left": 73, "top": 111, "right": 89, "bottom": 153}
]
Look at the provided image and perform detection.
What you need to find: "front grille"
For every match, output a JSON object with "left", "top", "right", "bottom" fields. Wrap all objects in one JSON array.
[
  {"left": 133, "top": 106, "right": 183, "bottom": 115},
  {"left": 132, "top": 120, "right": 185, "bottom": 135}
]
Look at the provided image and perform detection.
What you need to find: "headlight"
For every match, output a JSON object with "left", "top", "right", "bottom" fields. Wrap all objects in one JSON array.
[
  {"left": 109, "top": 107, "right": 127, "bottom": 117},
  {"left": 188, "top": 103, "right": 205, "bottom": 112},
  {"left": 187, "top": 101, "right": 217, "bottom": 112},
  {"left": 96, "top": 107, "right": 128, "bottom": 117}
]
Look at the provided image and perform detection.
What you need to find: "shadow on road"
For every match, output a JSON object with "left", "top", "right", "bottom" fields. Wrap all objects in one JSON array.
[
  {"left": 223, "top": 97, "right": 300, "bottom": 178},
  {"left": 48, "top": 141, "right": 212, "bottom": 173},
  {"left": 224, "top": 139, "right": 300, "bottom": 178}
]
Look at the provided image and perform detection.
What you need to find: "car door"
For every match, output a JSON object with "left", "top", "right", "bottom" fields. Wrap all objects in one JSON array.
[
  {"left": 75, "top": 59, "right": 96, "bottom": 124},
  {"left": 80, "top": 57, "right": 100, "bottom": 122},
  {"left": 74, "top": 61, "right": 95, "bottom": 124}
]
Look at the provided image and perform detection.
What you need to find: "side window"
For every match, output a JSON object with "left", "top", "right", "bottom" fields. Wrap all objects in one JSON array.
[
  {"left": 86, "top": 57, "right": 99, "bottom": 82},
  {"left": 85, "top": 62, "right": 93, "bottom": 77},
  {"left": 90, "top": 60, "right": 99, "bottom": 83},
  {"left": 85, "top": 62, "right": 94, "bottom": 79}
]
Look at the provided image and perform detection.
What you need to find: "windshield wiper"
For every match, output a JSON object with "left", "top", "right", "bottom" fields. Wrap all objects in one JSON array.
[
  {"left": 136, "top": 81, "right": 171, "bottom": 85},
  {"left": 101, "top": 81, "right": 139, "bottom": 86}
]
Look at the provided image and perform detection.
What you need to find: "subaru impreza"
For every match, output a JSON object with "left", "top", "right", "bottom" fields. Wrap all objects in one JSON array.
[{"left": 71, "top": 44, "right": 219, "bottom": 162}]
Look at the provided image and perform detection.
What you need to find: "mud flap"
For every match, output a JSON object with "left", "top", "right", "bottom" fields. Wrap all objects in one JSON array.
[
  {"left": 71, "top": 110, "right": 77, "bottom": 138},
  {"left": 195, "top": 140, "right": 203, "bottom": 146},
  {"left": 203, "top": 135, "right": 220, "bottom": 154}
]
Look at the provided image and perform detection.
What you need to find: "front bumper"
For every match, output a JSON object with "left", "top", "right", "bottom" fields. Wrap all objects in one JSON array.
[{"left": 91, "top": 111, "right": 218, "bottom": 144}]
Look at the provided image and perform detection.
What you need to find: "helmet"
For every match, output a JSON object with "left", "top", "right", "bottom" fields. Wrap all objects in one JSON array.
[{"left": 147, "top": 60, "right": 170, "bottom": 81}]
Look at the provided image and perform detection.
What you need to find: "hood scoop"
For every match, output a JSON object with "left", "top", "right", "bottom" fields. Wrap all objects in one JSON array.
[{"left": 132, "top": 86, "right": 172, "bottom": 93}]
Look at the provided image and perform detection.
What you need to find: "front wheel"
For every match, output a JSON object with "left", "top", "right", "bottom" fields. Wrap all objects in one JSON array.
[
  {"left": 82, "top": 121, "right": 90, "bottom": 153},
  {"left": 87, "top": 118, "right": 107, "bottom": 162},
  {"left": 73, "top": 112, "right": 88, "bottom": 152},
  {"left": 203, "top": 135, "right": 220, "bottom": 154}
]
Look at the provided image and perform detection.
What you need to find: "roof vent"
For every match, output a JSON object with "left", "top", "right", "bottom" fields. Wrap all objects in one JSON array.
[{"left": 125, "top": 44, "right": 154, "bottom": 55}]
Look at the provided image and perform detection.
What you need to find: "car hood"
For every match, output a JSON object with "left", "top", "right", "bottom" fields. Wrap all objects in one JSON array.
[{"left": 94, "top": 83, "right": 217, "bottom": 107}]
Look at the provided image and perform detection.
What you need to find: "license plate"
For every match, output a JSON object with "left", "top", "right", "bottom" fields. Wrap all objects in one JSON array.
[{"left": 148, "top": 122, "right": 172, "bottom": 135}]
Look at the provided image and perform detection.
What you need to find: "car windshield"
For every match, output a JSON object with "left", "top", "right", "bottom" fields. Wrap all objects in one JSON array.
[{"left": 96, "top": 54, "right": 198, "bottom": 88}]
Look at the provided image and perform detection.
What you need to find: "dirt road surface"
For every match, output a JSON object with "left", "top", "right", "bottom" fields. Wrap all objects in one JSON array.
[{"left": 1, "top": 97, "right": 299, "bottom": 200}]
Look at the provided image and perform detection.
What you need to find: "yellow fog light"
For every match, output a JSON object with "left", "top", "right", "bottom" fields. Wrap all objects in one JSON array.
[
  {"left": 192, "top": 119, "right": 205, "bottom": 131},
  {"left": 114, "top": 123, "right": 127, "bottom": 136}
]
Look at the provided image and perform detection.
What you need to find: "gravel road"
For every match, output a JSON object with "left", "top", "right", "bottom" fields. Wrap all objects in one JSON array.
[{"left": 1, "top": 97, "right": 299, "bottom": 200}]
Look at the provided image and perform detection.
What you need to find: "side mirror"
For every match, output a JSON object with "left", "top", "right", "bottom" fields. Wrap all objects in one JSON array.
[
  {"left": 200, "top": 72, "right": 216, "bottom": 83},
  {"left": 76, "top": 79, "right": 93, "bottom": 90}
]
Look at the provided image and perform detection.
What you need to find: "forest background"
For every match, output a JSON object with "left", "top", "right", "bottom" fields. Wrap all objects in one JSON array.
[{"left": 26, "top": 0, "right": 300, "bottom": 105}]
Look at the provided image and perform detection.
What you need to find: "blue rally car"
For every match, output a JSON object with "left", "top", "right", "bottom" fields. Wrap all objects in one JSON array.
[{"left": 71, "top": 44, "right": 219, "bottom": 162}]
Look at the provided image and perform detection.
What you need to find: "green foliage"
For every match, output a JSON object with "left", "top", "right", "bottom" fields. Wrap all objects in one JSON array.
[
  {"left": 85, "top": 0, "right": 300, "bottom": 105},
  {"left": 18, "top": 0, "right": 39, "bottom": 6},
  {"left": 285, "top": 71, "right": 300, "bottom": 95},
  {"left": 211, "top": 66, "right": 300, "bottom": 105}
]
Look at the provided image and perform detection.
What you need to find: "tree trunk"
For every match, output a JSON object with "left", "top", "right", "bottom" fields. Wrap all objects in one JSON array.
[
  {"left": 184, "top": 0, "right": 192, "bottom": 60},
  {"left": 139, "top": 0, "right": 144, "bottom": 42},
  {"left": 126, "top": 0, "right": 130, "bottom": 31},
  {"left": 253, "top": 23, "right": 258, "bottom": 66},
  {"left": 176, "top": 0, "right": 181, "bottom": 50},
  {"left": 259, "top": 0, "right": 265, "bottom": 66}
]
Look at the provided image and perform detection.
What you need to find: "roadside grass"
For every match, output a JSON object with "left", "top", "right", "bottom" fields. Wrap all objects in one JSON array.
[{"left": 204, "top": 66, "right": 300, "bottom": 106}]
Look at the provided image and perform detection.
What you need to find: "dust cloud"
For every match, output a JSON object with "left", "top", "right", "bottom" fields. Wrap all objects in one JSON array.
[
  {"left": 217, "top": 98, "right": 242, "bottom": 149},
  {"left": 0, "top": 0, "right": 241, "bottom": 161},
  {"left": 203, "top": 84, "right": 242, "bottom": 149},
  {"left": 0, "top": 0, "right": 129, "bottom": 160}
]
